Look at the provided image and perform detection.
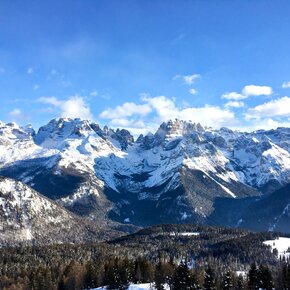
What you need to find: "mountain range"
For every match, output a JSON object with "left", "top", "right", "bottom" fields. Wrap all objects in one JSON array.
[{"left": 0, "top": 118, "right": 290, "bottom": 244}]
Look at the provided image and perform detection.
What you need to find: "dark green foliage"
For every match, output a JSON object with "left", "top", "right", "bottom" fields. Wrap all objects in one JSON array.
[
  {"left": 0, "top": 223, "right": 288, "bottom": 289},
  {"left": 221, "top": 271, "right": 234, "bottom": 290},
  {"left": 236, "top": 274, "right": 246, "bottom": 290},
  {"left": 154, "top": 261, "right": 174, "bottom": 290},
  {"left": 203, "top": 267, "right": 216, "bottom": 290},
  {"left": 248, "top": 263, "right": 260, "bottom": 290},
  {"left": 172, "top": 262, "right": 190, "bottom": 290},
  {"left": 248, "top": 263, "right": 274, "bottom": 290},
  {"left": 258, "top": 264, "right": 274, "bottom": 290}
]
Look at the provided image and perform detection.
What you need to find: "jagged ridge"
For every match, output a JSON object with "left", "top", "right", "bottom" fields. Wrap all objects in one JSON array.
[{"left": 0, "top": 118, "right": 290, "bottom": 230}]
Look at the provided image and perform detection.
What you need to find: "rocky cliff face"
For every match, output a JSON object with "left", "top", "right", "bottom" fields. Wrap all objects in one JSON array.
[
  {"left": 0, "top": 176, "right": 118, "bottom": 246},
  {"left": 0, "top": 118, "right": 290, "bottom": 230}
]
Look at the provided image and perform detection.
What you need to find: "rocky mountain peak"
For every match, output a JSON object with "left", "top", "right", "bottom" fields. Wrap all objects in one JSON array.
[
  {"left": 156, "top": 119, "right": 205, "bottom": 139},
  {"left": 34, "top": 118, "right": 98, "bottom": 147},
  {"left": 0, "top": 121, "right": 33, "bottom": 144},
  {"left": 1, "top": 118, "right": 290, "bottom": 233},
  {"left": 113, "top": 128, "right": 134, "bottom": 149}
]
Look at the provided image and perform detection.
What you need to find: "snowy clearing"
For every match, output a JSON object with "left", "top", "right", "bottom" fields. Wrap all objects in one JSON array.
[
  {"left": 169, "top": 232, "right": 200, "bottom": 236},
  {"left": 263, "top": 237, "right": 290, "bottom": 259},
  {"left": 93, "top": 283, "right": 169, "bottom": 290}
]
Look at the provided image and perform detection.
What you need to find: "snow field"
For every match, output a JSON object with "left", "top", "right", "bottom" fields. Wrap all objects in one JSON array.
[{"left": 263, "top": 237, "right": 290, "bottom": 259}]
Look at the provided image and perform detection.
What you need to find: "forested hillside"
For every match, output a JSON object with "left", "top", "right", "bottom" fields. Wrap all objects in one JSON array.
[{"left": 0, "top": 224, "right": 290, "bottom": 289}]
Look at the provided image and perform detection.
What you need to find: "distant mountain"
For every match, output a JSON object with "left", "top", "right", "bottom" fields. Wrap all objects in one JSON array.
[
  {"left": 0, "top": 176, "right": 118, "bottom": 246},
  {"left": 0, "top": 118, "right": 290, "bottom": 232}
]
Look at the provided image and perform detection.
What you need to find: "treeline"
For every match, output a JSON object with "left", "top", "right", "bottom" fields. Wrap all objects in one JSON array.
[{"left": 1, "top": 256, "right": 290, "bottom": 290}]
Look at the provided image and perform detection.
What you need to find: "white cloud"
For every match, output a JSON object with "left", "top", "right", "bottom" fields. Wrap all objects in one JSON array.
[
  {"left": 237, "top": 118, "right": 290, "bottom": 132},
  {"left": 141, "top": 95, "right": 176, "bottom": 121},
  {"left": 38, "top": 96, "right": 62, "bottom": 106},
  {"left": 189, "top": 88, "right": 197, "bottom": 95},
  {"left": 110, "top": 118, "right": 146, "bottom": 128},
  {"left": 8, "top": 108, "right": 27, "bottom": 121},
  {"left": 27, "top": 67, "right": 33, "bottom": 74},
  {"left": 183, "top": 74, "right": 200, "bottom": 85},
  {"left": 224, "top": 101, "right": 244, "bottom": 108},
  {"left": 242, "top": 85, "right": 272, "bottom": 96},
  {"left": 173, "top": 74, "right": 200, "bottom": 85},
  {"left": 33, "top": 84, "right": 39, "bottom": 91},
  {"left": 222, "top": 85, "right": 273, "bottom": 101},
  {"left": 90, "top": 90, "right": 98, "bottom": 97},
  {"left": 245, "top": 96, "right": 290, "bottom": 120},
  {"left": 222, "top": 92, "right": 245, "bottom": 100},
  {"left": 99, "top": 95, "right": 238, "bottom": 132},
  {"left": 282, "top": 81, "right": 290, "bottom": 88},
  {"left": 38, "top": 96, "right": 93, "bottom": 120},
  {"left": 143, "top": 95, "right": 237, "bottom": 128},
  {"left": 99, "top": 102, "right": 152, "bottom": 119},
  {"left": 9, "top": 109, "right": 22, "bottom": 117}
]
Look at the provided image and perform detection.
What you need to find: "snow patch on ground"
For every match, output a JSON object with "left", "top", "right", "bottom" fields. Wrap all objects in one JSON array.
[
  {"left": 263, "top": 237, "right": 290, "bottom": 259},
  {"left": 93, "top": 283, "right": 169, "bottom": 290},
  {"left": 169, "top": 232, "right": 200, "bottom": 236}
]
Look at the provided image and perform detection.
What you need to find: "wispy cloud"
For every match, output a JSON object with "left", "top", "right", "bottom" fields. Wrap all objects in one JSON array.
[
  {"left": 183, "top": 74, "right": 200, "bottom": 85},
  {"left": 171, "top": 33, "right": 186, "bottom": 45},
  {"left": 224, "top": 101, "right": 244, "bottom": 108},
  {"left": 282, "top": 81, "right": 290, "bottom": 88},
  {"left": 8, "top": 108, "right": 28, "bottom": 122},
  {"left": 42, "top": 37, "right": 97, "bottom": 63},
  {"left": 50, "top": 69, "right": 58, "bottom": 76},
  {"left": 222, "top": 92, "right": 245, "bottom": 100},
  {"left": 189, "top": 88, "right": 198, "bottom": 95},
  {"left": 100, "top": 102, "right": 152, "bottom": 119},
  {"left": 90, "top": 90, "right": 98, "bottom": 97},
  {"left": 27, "top": 67, "right": 34, "bottom": 74},
  {"left": 38, "top": 95, "right": 93, "bottom": 120},
  {"left": 173, "top": 74, "right": 200, "bottom": 86},
  {"left": 58, "top": 79, "right": 72, "bottom": 88}
]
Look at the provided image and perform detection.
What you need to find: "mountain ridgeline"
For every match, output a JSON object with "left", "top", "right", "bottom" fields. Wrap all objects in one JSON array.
[{"left": 0, "top": 118, "right": 290, "bottom": 244}]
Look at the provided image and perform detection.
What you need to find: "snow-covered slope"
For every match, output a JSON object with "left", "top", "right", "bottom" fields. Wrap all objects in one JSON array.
[
  {"left": 263, "top": 237, "right": 290, "bottom": 259},
  {"left": 0, "top": 176, "right": 115, "bottom": 246},
  {"left": 94, "top": 283, "right": 169, "bottom": 290},
  {"left": 0, "top": 118, "right": 290, "bottom": 229}
]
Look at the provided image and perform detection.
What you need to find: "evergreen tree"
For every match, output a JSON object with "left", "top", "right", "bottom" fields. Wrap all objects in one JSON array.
[
  {"left": 258, "top": 265, "right": 273, "bottom": 290},
  {"left": 134, "top": 260, "right": 142, "bottom": 283},
  {"left": 189, "top": 271, "right": 202, "bottom": 290},
  {"left": 235, "top": 274, "right": 245, "bottom": 290},
  {"left": 203, "top": 267, "right": 216, "bottom": 290},
  {"left": 172, "top": 262, "right": 192, "bottom": 290},
  {"left": 222, "top": 271, "right": 233, "bottom": 290},
  {"left": 107, "top": 258, "right": 129, "bottom": 290},
  {"left": 248, "top": 263, "right": 259, "bottom": 290},
  {"left": 84, "top": 261, "right": 98, "bottom": 289},
  {"left": 154, "top": 261, "right": 175, "bottom": 290},
  {"left": 278, "top": 263, "right": 290, "bottom": 290},
  {"left": 155, "top": 262, "right": 165, "bottom": 290}
]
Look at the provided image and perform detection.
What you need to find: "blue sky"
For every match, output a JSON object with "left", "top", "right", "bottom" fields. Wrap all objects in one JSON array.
[{"left": 1, "top": 0, "right": 290, "bottom": 134}]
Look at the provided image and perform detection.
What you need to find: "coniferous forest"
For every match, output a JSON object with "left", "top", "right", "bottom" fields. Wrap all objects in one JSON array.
[{"left": 0, "top": 224, "right": 290, "bottom": 289}]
